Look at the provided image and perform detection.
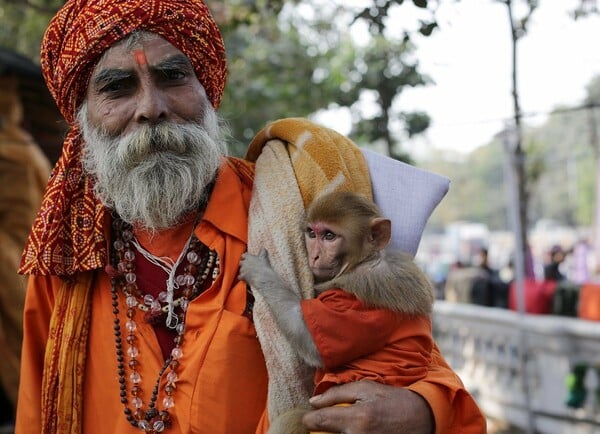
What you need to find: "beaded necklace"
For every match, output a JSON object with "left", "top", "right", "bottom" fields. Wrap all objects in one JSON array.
[{"left": 108, "top": 216, "right": 219, "bottom": 433}]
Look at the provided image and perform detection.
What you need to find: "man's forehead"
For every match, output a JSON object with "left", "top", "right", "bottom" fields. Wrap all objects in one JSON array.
[{"left": 92, "top": 34, "right": 188, "bottom": 73}]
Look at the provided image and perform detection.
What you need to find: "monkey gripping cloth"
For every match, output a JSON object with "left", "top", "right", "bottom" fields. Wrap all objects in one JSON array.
[{"left": 245, "top": 118, "right": 485, "bottom": 434}]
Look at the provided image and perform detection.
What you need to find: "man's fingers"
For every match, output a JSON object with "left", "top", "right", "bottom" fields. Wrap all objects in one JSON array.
[
  {"left": 309, "top": 381, "right": 372, "bottom": 408},
  {"left": 304, "top": 383, "right": 367, "bottom": 433},
  {"left": 303, "top": 403, "right": 354, "bottom": 434},
  {"left": 304, "top": 381, "right": 434, "bottom": 434}
]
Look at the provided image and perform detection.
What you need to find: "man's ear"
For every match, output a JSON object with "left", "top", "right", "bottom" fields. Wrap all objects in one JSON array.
[{"left": 369, "top": 217, "right": 391, "bottom": 251}]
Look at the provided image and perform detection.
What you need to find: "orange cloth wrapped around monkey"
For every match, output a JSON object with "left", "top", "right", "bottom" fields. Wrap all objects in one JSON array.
[{"left": 303, "top": 289, "right": 432, "bottom": 395}]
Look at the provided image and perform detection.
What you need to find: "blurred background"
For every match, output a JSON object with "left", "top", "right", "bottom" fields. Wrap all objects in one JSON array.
[{"left": 1, "top": 1, "right": 599, "bottom": 433}]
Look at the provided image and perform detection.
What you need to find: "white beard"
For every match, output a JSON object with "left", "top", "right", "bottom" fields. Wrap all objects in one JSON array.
[{"left": 78, "top": 106, "right": 227, "bottom": 231}]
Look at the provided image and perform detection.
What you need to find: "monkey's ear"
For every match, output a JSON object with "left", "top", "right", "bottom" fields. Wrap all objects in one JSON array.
[{"left": 369, "top": 217, "right": 391, "bottom": 251}]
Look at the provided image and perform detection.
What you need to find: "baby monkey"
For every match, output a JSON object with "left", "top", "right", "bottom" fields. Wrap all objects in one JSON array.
[{"left": 239, "top": 190, "right": 435, "bottom": 434}]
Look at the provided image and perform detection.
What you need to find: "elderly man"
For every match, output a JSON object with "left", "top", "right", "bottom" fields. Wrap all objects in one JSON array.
[{"left": 16, "top": 1, "right": 485, "bottom": 433}]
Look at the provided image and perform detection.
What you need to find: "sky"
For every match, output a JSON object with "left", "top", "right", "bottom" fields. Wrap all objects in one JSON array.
[{"left": 317, "top": 0, "right": 600, "bottom": 157}]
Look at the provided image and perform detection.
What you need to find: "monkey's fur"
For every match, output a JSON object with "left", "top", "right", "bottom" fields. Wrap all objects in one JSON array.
[
  {"left": 239, "top": 191, "right": 434, "bottom": 434},
  {"left": 314, "top": 249, "right": 433, "bottom": 314}
]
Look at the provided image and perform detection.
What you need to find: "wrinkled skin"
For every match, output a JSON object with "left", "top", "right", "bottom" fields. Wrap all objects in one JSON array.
[
  {"left": 85, "top": 34, "right": 210, "bottom": 137},
  {"left": 303, "top": 380, "right": 434, "bottom": 434}
]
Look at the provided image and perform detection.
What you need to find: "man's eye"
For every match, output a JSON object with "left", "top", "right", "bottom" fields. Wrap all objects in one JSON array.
[
  {"left": 99, "top": 80, "right": 130, "bottom": 94},
  {"left": 162, "top": 69, "right": 186, "bottom": 81},
  {"left": 104, "top": 82, "right": 123, "bottom": 92}
]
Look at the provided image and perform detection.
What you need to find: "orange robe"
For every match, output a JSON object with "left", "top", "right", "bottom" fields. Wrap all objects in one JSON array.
[
  {"left": 302, "top": 289, "right": 432, "bottom": 395},
  {"left": 17, "top": 160, "right": 485, "bottom": 434}
]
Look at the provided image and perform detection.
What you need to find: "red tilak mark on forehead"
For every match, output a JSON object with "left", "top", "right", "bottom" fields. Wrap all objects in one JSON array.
[{"left": 133, "top": 49, "right": 148, "bottom": 66}]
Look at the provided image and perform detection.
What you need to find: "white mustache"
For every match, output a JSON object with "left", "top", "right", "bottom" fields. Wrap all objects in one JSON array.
[{"left": 117, "top": 123, "right": 202, "bottom": 168}]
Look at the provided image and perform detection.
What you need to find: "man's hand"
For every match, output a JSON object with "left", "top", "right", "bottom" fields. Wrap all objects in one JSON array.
[{"left": 302, "top": 380, "right": 434, "bottom": 434}]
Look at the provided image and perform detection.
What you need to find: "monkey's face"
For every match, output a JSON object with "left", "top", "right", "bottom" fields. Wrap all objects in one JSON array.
[{"left": 305, "top": 221, "right": 349, "bottom": 283}]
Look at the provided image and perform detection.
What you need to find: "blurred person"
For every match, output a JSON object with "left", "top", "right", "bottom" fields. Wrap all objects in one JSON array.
[
  {"left": 15, "top": 1, "right": 486, "bottom": 434},
  {"left": 544, "top": 245, "right": 567, "bottom": 281},
  {"left": 443, "top": 260, "right": 479, "bottom": 304},
  {"left": 470, "top": 247, "right": 508, "bottom": 308},
  {"left": 0, "top": 74, "right": 51, "bottom": 426}
]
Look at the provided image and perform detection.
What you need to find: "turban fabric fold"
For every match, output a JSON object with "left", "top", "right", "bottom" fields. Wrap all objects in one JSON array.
[{"left": 20, "top": 0, "right": 226, "bottom": 276}]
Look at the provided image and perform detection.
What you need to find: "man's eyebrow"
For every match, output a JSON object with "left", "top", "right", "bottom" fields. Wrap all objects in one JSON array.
[
  {"left": 91, "top": 68, "right": 133, "bottom": 88},
  {"left": 151, "top": 54, "right": 194, "bottom": 72},
  {"left": 90, "top": 54, "right": 192, "bottom": 88}
]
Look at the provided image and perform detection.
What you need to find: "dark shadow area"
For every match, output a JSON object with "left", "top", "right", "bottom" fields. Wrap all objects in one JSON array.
[{"left": 0, "top": 48, "right": 67, "bottom": 166}]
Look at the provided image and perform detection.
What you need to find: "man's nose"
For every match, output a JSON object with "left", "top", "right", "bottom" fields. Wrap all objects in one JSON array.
[{"left": 135, "top": 84, "right": 168, "bottom": 124}]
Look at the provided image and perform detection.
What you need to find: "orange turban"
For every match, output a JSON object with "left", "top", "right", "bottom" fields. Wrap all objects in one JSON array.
[{"left": 20, "top": 0, "right": 226, "bottom": 276}]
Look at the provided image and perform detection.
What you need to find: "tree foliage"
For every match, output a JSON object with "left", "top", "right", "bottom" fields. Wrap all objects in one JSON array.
[
  {"left": 0, "top": 0, "right": 61, "bottom": 60},
  {"left": 422, "top": 75, "right": 600, "bottom": 231},
  {"left": 215, "top": 1, "right": 355, "bottom": 155},
  {"left": 348, "top": 35, "right": 431, "bottom": 162}
]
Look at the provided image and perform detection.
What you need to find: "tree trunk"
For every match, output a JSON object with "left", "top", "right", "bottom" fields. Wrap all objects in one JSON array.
[
  {"left": 506, "top": 2, "right": 534, "bottom": 433},
  {"left": 506, "top": 0, "right": 530, "bottom": 277}
]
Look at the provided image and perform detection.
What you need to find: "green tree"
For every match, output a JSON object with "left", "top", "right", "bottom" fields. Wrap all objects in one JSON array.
[
  {"left": 421, "top": 76, "right": 600, "bottom": 235},
  {"left": 341, "top": 0, "right": 437, "bottom": 162},
  {"left": 218, "top": 0, "right": 438, "bottom": 158},
  {"left": 0, "top": 0, "right": 61, "bottom": 60},
  {"left": 344, "top": 35, "right": 431, "bottom": 162},
  {"left": 216, "top": 1, "right": 355, "bottom": 155}
]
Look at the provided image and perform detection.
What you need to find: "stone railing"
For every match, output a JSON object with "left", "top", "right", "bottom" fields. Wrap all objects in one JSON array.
[{"left": 433, "top": 301, "right": 600, "bottom": 433}]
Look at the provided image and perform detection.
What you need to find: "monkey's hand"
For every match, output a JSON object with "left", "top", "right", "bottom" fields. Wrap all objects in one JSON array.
[
  {"left": 239, "top": 249, "right": 301, "bottom": 305},
  {"left": 240, "top": 249, "right": 321, "bottom": 367},
  {"left": 239, "top": 248, "right": 277, "bottom": 291}
]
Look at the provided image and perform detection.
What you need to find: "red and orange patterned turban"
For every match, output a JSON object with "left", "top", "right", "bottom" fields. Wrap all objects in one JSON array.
[{"left": 20, "top": 0, "right": 227, "bottom": 276}]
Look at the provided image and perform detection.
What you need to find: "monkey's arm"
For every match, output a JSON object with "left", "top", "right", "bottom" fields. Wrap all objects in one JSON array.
[{"left": 239, "top": 249, "right": 323, "bottom": 367}]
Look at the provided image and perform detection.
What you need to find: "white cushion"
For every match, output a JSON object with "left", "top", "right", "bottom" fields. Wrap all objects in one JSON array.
[{"left": 361, "top": 148, "right": 450, "bottom": 256}]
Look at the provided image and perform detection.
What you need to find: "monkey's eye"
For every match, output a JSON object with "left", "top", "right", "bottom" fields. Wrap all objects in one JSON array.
[
  {"left": 323, "top": 231, "right": 337, "bottom": 241},
  {"left": 306, "top": 227, "right": 316, "bottom": 238}
]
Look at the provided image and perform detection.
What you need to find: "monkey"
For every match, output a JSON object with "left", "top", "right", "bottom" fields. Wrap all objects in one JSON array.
[{"left": 239, "top": 190, "right": 435, "bottom": 434}]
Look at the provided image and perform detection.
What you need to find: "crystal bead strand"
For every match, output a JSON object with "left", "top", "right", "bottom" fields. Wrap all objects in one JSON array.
[{"left": 109, "top": 216, "right": 219, "bottom": 433}]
